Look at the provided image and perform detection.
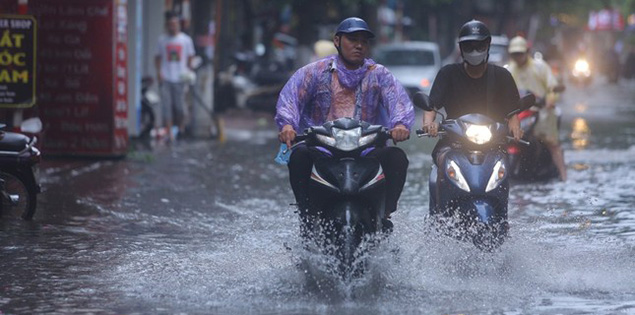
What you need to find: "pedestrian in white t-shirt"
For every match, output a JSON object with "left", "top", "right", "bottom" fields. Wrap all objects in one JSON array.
[{"left": 155, "top": 11, "right": 195, "bottom": 142}]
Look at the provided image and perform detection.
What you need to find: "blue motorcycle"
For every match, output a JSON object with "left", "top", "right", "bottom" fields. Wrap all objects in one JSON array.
[{"left": 414, "top": 92, "right": 533, "bottom": 250}]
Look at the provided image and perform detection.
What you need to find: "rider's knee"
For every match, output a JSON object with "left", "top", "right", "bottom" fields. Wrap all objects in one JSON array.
[{"left": 288, "top": 144, "right": 310, "bottom": 168}]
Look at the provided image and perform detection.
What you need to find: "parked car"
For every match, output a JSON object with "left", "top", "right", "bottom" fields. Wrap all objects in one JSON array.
[
  {"left": 442, "top": 35, "right": 509, "bottom": 67},
  {"left": 373, "top": 41, "right": 441, "bottom": 98},
  {"left": 489, "top": 35, "right": 510, "bottom": 66}
]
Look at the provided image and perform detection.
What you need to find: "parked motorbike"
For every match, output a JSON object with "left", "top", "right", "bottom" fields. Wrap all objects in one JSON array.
[
  {"left": 0, "top": 117, "right": 42, "bottom": 220},
  {"left": 216, "top": 45, "right": 293, "bottom": 114},
  {"left": 139, "top": 76, "right": 159, "bottom": 140},
  {"left": 414, "top": 92, "right": 534, "bottom": 250},
  {"left": 507, "top": 88, "right": 565, "bottom": 181},
  {"left": 292, "top": 117, "right": 392, "bottom": 279}
]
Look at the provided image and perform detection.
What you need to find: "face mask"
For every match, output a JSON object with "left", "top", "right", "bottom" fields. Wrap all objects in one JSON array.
[{"left": 463, "top": 50, "right": 488, "bottom": 66}]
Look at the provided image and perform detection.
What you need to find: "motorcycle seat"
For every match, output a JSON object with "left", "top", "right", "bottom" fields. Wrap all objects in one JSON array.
[{"left": 0, "top": 131, "right": 30, "bottom": 152}]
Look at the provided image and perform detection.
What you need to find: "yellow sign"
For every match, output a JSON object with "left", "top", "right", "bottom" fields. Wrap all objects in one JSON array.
[{"left": 0, "top": 15, "right": 37, "bottom": 108}]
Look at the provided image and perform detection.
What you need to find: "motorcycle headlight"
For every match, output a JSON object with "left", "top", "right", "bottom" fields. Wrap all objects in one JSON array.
[
  {"left": 332, "top": 127, "right": 362, "bottom": 151},
  {"left": 316, "top": 127, "right": 378, "bottom": 151},
  {"left": 574, "top": 59, "right": 589, "bottom": 72},
  {"left": 573, "top": 59, "right": 591, "bottom": 76},
  {"left": 486, "top": 160, "right": 506, "bottom": 192},
  {"left": 358, "top": 133, "right": 377, "bottom": 147},
  {"left": 447, "top": 159, "right": 470, "bottom": 192},
  {"left": 316, "top": 134, "right": 336, "bottom": 147},
  {"left": 465, "top": 123, "right": 492, "bottom": 145}
]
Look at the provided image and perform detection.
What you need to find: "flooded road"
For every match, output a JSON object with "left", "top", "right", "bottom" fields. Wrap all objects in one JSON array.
[{"left": 1, "top": 78, "right": 635, "bottom": 314}]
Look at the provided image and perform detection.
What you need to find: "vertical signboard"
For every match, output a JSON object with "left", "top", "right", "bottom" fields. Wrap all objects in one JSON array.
[
  {"left": 0, "top": 0, "right": 129, "bottom": 156},
  {"left": 0, "top": 15, "right": 36, "bottom": 108},
  {"left": 114, "top": 0, "right": 128, "bottom": 154}
]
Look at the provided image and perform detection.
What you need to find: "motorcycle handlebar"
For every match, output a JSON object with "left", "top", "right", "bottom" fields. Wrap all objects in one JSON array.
[
  {"left": 291, "top": 128, "right": 393, "bottom": 146},
  {"left": 294, "top": 134, "right": 308, "bottom": 142},
  {"left": 506, "top": 136, "right": 530, "bottom": 146},
  {"left": 534, "top": 97, "right": 547, "bottom": 108},
  {"left": 415, "top": 129, "right": 446, "bottom": 138},
  {"left": 416, "top": 129, "right": 528, "bottom": 146}
]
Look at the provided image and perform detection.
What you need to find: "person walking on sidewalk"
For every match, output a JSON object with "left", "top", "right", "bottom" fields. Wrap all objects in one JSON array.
[
  {"left": 155, "top": 11, "right": 195, "bottom": 142},
  {"left": 275, "top": 17, "right": 415, "bottom": 229}
]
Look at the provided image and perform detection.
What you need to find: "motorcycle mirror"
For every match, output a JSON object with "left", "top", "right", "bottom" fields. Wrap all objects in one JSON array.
[
  {"left": 20, "top": 117, "right": 42, "bottom": 134},
  {"left": 508, "top": 93, "right": 536, "bottom": 118},
  {"left": 518, "top": 93, "right": 536, "bottom": 112},
  {"left": 552, "top": 84, "right": 566, "bottom": 93},
  {"left": 413, "top": 92, "right": 433, "bottom": 111}
]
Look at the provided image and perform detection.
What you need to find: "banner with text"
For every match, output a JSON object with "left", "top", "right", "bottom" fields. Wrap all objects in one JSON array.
[
  {"left": 1, "top": 0, "right": 130, "bottom": 156},
  {"left": 0, "top": 15, "right": 36, "bottom": 108}
]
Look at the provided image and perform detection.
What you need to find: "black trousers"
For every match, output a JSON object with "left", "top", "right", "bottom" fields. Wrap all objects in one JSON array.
[{"left": 287, "top": 144, "right": 409, "bottom": 216}]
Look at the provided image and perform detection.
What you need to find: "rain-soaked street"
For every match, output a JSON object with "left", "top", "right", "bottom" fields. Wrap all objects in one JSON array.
[{"left": 2, "top": 77, "right": 635, "bottom": 314}]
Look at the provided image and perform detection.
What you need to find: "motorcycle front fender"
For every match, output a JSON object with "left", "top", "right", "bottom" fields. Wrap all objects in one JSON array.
[
  {"left": 473, "top": 199, "right": 496, "bottom": 224},
  {"left": 331, "top": 200, "right": 377, "bottom": 234}
]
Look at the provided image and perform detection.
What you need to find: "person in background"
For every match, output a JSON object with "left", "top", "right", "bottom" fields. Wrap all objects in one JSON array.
[
  {"left": 507, "top": 35, "right": 567, "bottom": 181},
  {"left": 275, "top": 17, "right": 415, "bottom": 230},
  {"left": 312, "top": 39, "right": 338, "bottom": 61},
  {"left": 155, "top": 11, "right": 195, "bottom": 142}
]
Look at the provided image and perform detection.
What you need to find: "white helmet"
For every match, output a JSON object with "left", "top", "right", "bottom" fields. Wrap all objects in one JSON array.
[{"left": 508, "top": 36, "right": 528, "bottom": 54}]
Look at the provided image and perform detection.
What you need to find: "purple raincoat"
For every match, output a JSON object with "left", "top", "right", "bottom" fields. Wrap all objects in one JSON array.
[{"left": 275, "top": 55, "right": 415, "bottom": 132}]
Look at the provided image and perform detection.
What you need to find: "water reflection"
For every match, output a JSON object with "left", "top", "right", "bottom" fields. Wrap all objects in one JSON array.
[
  {"left": 573, "top": 102, "right": 588, "bottom": 114},
  {"left": 2, "top": 88, "right": 635, "bottom": 313},
  {"left": 570, "top": 117, "right": 590, "bottom": 150}
]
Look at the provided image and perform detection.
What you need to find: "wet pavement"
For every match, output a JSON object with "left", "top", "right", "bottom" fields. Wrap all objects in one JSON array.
[{"left": 1, "top": 77, "right": 635, "bottom": 314}]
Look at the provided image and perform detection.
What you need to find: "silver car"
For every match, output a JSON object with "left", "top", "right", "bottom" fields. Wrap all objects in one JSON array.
[{"left": 373, "top": 41, "right": 441, "bottom": 98}]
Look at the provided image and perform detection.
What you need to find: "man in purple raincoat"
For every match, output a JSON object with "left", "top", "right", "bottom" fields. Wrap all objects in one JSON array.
[{"left": 275, "top": 17, "right": 415, "bottom": 229}]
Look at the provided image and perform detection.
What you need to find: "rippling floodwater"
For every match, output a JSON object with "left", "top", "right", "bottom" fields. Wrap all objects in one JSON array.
[{"left": 1, "top": 80, "right": 635, "bottom": 314}]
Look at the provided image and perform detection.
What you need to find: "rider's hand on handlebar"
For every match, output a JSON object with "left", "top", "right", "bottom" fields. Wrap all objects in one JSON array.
[
  {"left": 545, "top": 93, "right": 557, "bottom": 109},
  {"left": 508, "top": 114, "right": 523, "bottom": 141},
  {"left": 279, "top": 124, "right": 296, "bottom": 148},
  {"left": 390, "top": 124, "right": 410, "bottom": 143},
  {"left": 422, "top": 121, "right": 439, "bottom": 137}
]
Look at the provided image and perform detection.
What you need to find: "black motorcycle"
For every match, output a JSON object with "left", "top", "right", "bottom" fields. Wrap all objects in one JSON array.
[
  {"left": 507, "top": 88, "right": 565, "bottom": 181},
  {"left": 0, "top": 118, "right": 42, "bottom": 220},
  {"left": 292, "top": 117, "right": 392, "bottom": 278},
  {"left": 414, "top": 92, "right": 533, "bottom": 250}
]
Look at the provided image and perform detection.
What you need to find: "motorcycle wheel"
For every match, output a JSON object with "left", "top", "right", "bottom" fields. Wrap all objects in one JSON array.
[
  {"left": 139, "top": 102, "right": 155, "bottom": 139},
  {"left": 335, "top": 220, "right": 366, "bottom": 281},
  {"left": 0, "top": 170, "right": 37, "bottom": 220}
]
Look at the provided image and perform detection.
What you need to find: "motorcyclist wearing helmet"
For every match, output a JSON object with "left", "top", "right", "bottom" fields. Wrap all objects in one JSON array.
[
  {"left": 507, "top": 35, "right": 567, "bottom": 181},
  {"left": 422, "top": 20, "right": 522, "bottom": 169},
  {"left": 276, "top": 17, "right": 415, "bottom": 229}
]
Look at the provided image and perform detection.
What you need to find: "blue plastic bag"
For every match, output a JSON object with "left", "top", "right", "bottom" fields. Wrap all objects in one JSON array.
[{"left": 274, "top": 143, "right": 291, "bottom": 165}]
